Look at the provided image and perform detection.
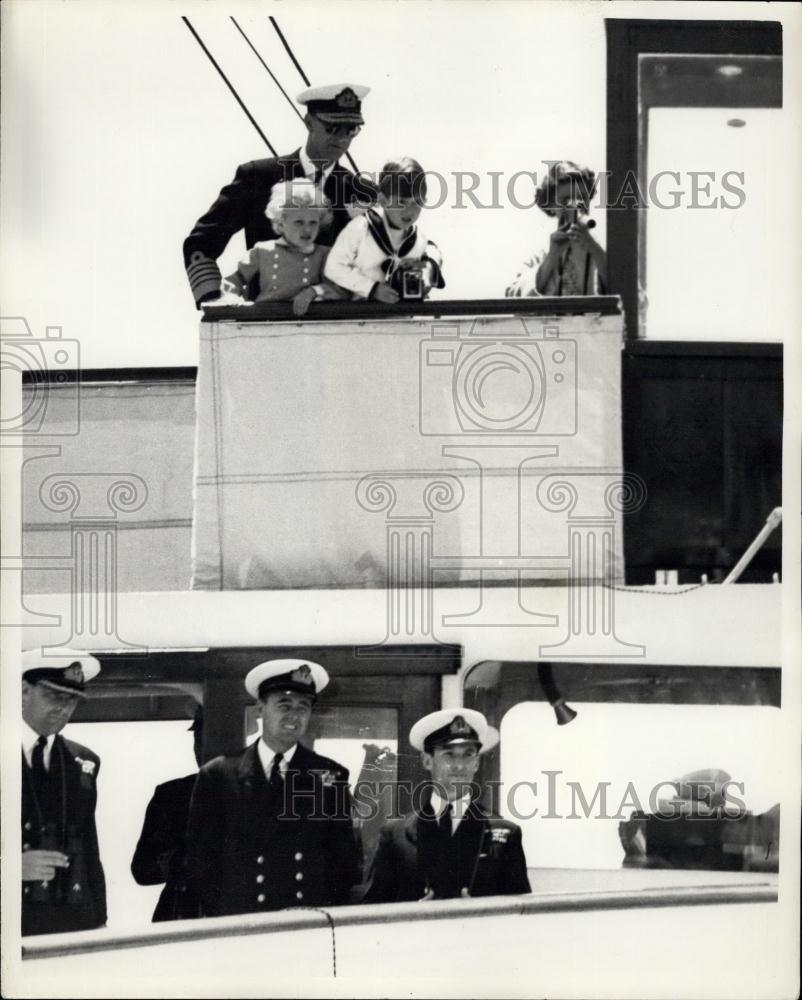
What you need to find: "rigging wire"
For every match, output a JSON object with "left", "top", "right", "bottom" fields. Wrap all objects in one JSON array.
[
  {"left": 268, "top": 15, "right": 312, "bottom": 87},
  {"left": 182, "top": 16, "right": 277, "bottom": 156},
  {"left": 230, "top": 17, "right": 305, "bottom": 126},
  {"left": 268, "top": 15, "right": 361, "bottom": 175}
]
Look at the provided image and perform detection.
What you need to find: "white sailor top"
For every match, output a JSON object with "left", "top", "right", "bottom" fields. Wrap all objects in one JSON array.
[{"left": 323, "top": 208, "right": 444, "bottom": 299}]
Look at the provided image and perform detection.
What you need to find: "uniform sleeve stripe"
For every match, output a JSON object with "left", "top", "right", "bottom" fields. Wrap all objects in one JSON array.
[
  {"left": 187, "top": 259, "right": 223, "bottom": 281},
  {"left": 187, "top": 257, "right": 223, "bottom": 302}
]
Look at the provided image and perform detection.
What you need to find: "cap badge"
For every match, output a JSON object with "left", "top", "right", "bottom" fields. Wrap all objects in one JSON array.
[
  {"left": 291, "top": 664, "right": 313, "bottom": 685},
  {"left": 336, "top": 88, "right": 358, "bottom": 109},
  {"left": 449, "top": 715, "right": 471, "bottom": 736},
  {"left": 64, "top": 663, "right": 85, "bottom": 685}
]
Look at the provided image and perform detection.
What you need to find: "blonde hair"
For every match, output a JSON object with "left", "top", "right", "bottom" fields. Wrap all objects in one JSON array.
[{"left": 266, "top": 179, "right": 332, "bottom": 228}]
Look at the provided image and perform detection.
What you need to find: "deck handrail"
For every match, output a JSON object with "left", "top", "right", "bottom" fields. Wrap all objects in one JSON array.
[
  {"left": 200, "top": 295, "right": 622, "bottom": 323},
  {"left": 23, "top": 877, "right": 778, "bottom": 961}
]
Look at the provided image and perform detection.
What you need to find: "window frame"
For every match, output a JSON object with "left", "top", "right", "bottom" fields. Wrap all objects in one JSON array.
[{"left": 604, "top": 18, "right": 782, "bottom": 340}]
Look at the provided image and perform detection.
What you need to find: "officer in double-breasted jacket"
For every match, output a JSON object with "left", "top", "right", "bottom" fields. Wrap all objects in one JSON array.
[
  {"left": 185, "top": 659, "right": 359, "bottom": 918},
  {"left": 21, "top": 649, "right": 107, "bottom": 937},
  {"left": 131, "top": 706, "right": 204, "bottom": 922},
  {"left": 363, "top": 709, "right": 531, "bottom": 903},
  {"left": 183, "top": 83, "right": 374, "bottom": 308}
]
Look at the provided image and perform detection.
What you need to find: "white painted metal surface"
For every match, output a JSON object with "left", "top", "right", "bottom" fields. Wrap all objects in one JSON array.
[{"left": 14, "top": 873, "right": 779, "bottom": 999}]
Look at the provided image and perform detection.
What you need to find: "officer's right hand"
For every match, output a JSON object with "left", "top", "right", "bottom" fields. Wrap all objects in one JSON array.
[{"left": 22, "top": 850, "right": 69, "bottom": 882}]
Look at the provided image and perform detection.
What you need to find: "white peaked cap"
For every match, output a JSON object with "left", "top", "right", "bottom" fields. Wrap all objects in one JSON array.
[
  {"left": 410, "top": 708, "right": 499, "bottom": 754},
  {"left": 244, "top": 658, "right": 329, "bottom": 700}
]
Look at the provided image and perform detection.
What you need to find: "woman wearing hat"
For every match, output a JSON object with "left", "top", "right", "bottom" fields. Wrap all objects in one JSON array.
[
  {"left": 506, "top": 160, "right": 607, "bottom": 298},
  {"left": 363, "top": 709, "right": 530, "bottom": 903}
]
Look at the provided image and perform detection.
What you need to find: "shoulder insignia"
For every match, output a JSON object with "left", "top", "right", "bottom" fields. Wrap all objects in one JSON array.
[{"left": 74, "top": 756, "right": 96, "bottom": 776}]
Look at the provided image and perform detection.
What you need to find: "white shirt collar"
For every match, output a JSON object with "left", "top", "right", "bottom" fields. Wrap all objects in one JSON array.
[
  {"left": 21, "top": 721, "right": 54, "bottom": 766},
  {"left": 257, "top": 739, "right": 297, "bottom": 777},
  {"left": 430, "top": 789, "right": 472, "bottom": 820},
  {"left": 300, "top": 147, "right": 336, "bottom": 183}
]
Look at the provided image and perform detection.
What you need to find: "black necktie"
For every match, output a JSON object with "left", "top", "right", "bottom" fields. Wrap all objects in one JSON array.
[
  {"left": 31, "top": 735, "right": 47, "bottom": 795},
  {"left": 312, "top": 166, "right": 324, "bottom": 187},
  {"left": 268, "top": 752, "right": 284, "bottom": 793},
  {"left": 32, "top": 735, "right": 47, "bottom": 776},
  {"left": 439, "top": 801, "right": 453, "bottom": 836}
]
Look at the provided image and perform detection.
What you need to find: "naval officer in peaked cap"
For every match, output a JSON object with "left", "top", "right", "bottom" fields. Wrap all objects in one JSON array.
[
  {"left": 185, "top": 659, "right": 360, "bottom": 917},
  {"left": 363, "top": 708, "right": 531, "bottom": 903},
  {"left": 21, "top": 649, "right": 107, "bottom": 936},
  {"left": 183, "top": 83, "right": 375, "bottom": 307}
]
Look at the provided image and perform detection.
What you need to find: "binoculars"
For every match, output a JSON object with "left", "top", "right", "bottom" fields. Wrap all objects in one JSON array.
[{"left": 28, "top": 828, "right": 86, "bottom": 905}]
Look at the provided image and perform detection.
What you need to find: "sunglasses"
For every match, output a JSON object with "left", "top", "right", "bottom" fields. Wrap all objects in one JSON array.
[{"left": 314, "top": 119, "right": 362, "bottom": 138}]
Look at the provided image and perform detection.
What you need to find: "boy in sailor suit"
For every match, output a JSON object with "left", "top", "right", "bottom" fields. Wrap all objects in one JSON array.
[{"left": 324, "top": 157, "right": 445, "bottom": 302}]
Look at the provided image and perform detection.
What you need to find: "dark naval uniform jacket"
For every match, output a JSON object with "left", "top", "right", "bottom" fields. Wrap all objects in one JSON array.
[
  {"left": 185, "top": 742, "right": 359, "bottom": 918},
  {"left": 22, "top": 736, "right": 107, "bottom": 936},
  {"left": 131, "top": 773, "right": 201, "bottom": 922},
  {"left": 363, "top": 797, "right": 531, "bottom": 903},
  {"left": 183, "top": 150, "right": 371, "bottom": 307}
]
